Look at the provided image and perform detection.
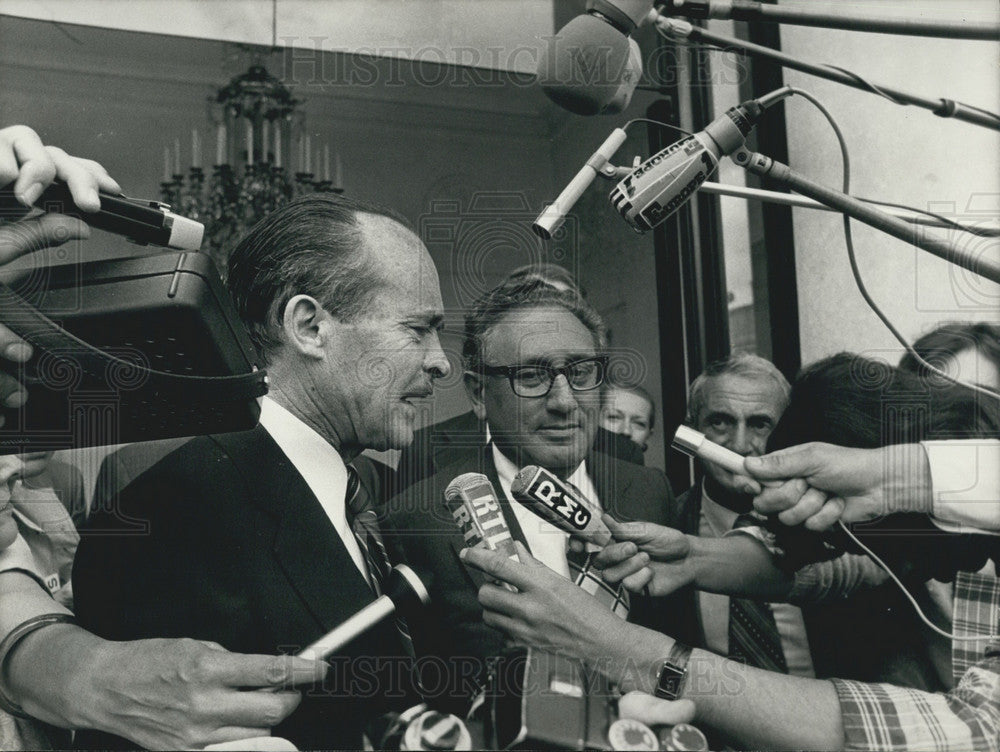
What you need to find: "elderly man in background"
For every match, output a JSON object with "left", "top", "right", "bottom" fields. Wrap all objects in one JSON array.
[{"left": 666, "top": 353, "right": 823, "bottom": 676}]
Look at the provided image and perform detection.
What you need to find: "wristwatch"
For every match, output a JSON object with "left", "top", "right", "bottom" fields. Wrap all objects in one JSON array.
[{"left": 653, "top": 640, "right": 692, "bottom": 701}]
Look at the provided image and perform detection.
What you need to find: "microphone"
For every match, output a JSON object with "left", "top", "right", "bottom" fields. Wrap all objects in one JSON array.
[
  {"left": 0, "top": 179, "right": 204, "bottom": 250},
  {"left": 510, "top": 465, "right": 612, "bottom": 547},
  {"left": 445, "top": 473, "right": 521, "bottom": 591},
  {"left": 533, "top": 127, "right": 628, "bottom": 239},
  {"left": 609, "top": 98, "right": 764, "bottom": 233},
  {"left": 671, "top": 425, "right": 747, "bottom": 476},
  {"left": 537, "top": 1, "right": 653, "bottom": 116},
  {"left": 296, "top": 564, "right": 429, "bottom": 660}
]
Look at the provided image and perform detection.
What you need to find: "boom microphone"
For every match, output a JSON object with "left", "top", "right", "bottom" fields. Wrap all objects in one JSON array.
[
  {"left": 0, "top": 180, "right": 204, "bottom": 250},
  {"left": 537, "top": 1, "right": 653, "bottom": 116},
  {"left": 609, "top": 98, "right": 764, "bottom": 232},
  {"left": 445, "top": 472, "right": 521, "bottom": 591},
  {"left": 510, "top": 465, "right": 612, "bottom": 547}
]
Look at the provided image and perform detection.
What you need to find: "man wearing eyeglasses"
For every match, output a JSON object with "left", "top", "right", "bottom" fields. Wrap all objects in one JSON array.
[{"left": 383, "top": 278, "right": 692, "bottom": 711}]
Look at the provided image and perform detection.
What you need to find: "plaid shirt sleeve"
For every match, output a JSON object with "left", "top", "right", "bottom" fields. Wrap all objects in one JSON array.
[{"left": 833, "top": 640, "right": 1000, "bottom": 751}]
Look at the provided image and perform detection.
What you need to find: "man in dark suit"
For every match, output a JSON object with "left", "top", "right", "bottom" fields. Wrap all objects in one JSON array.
[
  {"left": 73, "top": 194, "right": 452, "bottom": 749},
  {"left": 384, "top": 280, "right": 693, "bottom": 710},
  {"left": 394, "top": 266, "right": 643, "bottom": 495}
]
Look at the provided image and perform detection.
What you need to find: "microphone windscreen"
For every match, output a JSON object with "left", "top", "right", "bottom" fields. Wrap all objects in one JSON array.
[{"left": 538, "top": 14, "right": 633, "bottom": 116}]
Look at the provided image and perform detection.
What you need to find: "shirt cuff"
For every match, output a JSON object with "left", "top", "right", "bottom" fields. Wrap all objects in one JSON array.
[{"left": 923, "top": 440, "right": 1000, "bottom": 535}]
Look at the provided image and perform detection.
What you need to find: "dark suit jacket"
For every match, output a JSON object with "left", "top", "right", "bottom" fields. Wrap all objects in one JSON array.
[
  {"left": 394, "top": 410, "right": 644, "bottom": 494},
  {"left": 73, "top": 425, "right": 415, "bottom": 750},
  {"left": 672, "top": 485, "right": 944, "bottom": 689},
  {"left": 383, "top": 446, "right": 695, "bottom": 711},
  {"left": 89, "top": 437, "right": 192, "bottom": 519}
]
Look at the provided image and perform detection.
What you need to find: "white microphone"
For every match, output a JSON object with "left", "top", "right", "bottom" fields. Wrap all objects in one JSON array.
[
  {"left": 537, "top": 1, "right": 653, "bottom": 116},
  {"left": 510, "top": 465, "right": 612, "bottom": 547},
  {"left": 296, "top": 564, "right": 429, "bottom": 660},
  {"left": 533, "top": 127, "right": 628, "bottom": 239},
  {"left": 609, "top": 99, "right": 764, "bottom": 232}
]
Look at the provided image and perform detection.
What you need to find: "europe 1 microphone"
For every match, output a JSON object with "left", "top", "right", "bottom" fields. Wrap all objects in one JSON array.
[
  {"left": 509, "top": 465, "right": 612, "bottom": 547},
  {"left": 609, "top": 98, "right": 765, "bottom": 233}
]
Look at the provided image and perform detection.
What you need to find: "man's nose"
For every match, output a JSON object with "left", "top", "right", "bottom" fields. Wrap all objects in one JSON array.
[
  {"left": 424, "top": 332, "right": 452, "bottom": 379},
  {"left": 728, "top": 423, "right": 754, "bottom": 456},
  {"left": 546, "top": 374, "right": 577, "bottom": 412}
]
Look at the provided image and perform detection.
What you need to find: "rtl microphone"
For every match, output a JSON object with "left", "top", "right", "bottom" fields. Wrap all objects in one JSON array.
[
  {"left": 296, "top": 564, "right": 429, "bottom": 660},
  {"left": 510, "top": 465, "right": 612, "bottom": 547},
  {"left": 445, "top": 472, "right": 521, "bottom": 591},
  {"left": 537, "top": 1, "right": 653, "bottom": 116},
  {"left": 609, "top": 99, "right": 763, "bottom": 232},
  {"left": 0, "top": 179, "right": 204, "bottom": 250}
]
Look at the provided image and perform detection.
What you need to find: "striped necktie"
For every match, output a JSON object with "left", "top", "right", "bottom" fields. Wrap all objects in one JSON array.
[
  {"left": 345, "top": 465, "right": 414, "bottom": 655},
  {"left": 728, "top": 513, "right": 788, "bottom": 673}
]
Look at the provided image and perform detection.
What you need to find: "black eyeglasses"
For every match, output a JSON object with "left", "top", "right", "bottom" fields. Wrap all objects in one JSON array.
[{"left": 477, "top": 356, "right": 608, "bottom": 398}]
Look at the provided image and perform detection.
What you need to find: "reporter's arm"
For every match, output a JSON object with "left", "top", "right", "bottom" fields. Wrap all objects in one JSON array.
[
  {"left": 463, "top": 543, "right": 845, "bottom": 749},
  {"left": 595, "top": 517, "right": 795, "bottom": 600}
]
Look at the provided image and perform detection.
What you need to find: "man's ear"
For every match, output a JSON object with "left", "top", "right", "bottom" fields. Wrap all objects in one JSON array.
[
  {"left": 281, "top": 294, "right": 328, "bottom": 358},
  {"left": 464, "top": 370, "right": 487, "bottom": 421}
]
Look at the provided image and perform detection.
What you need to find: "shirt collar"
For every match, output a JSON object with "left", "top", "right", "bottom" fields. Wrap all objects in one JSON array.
[{"left": 258, "top": 395, "right": 349, "bottom": 508}]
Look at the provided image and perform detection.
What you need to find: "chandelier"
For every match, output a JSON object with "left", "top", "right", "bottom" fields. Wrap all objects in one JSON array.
[{"left": 160, "top": 62, "right": 341, "bottom": 276}]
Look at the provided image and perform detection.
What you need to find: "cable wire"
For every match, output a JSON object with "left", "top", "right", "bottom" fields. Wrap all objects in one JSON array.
[
  {"left": 784, "top": 86, "right": 1000, "bottom": 641},
  {"left": 838, "top": 521, "right": 999, "bottom": 642},
  {"left": 783, "top": 86, "right": 1000, "bottom": 404}
]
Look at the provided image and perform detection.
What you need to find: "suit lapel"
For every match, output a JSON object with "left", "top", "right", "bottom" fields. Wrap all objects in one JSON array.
[
  {"left": 213, "top": 426, "right": 376, "bottom": 633},
  {"left": 588, "top": 450, "right": 634, "bottom": 521}
]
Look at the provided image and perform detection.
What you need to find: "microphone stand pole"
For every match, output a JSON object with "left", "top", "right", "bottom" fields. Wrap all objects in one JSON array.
[
  {"left": 652, "top": 17, "right": 1000, "bottom": 133},
  {"left": 729, "top": 146, "right": 1000, "bottom": 285},
  {"left": 698, "top": 181, "right": 1000, "bottom": 236},
  {"left": 660, "top": 0, "right": 1000, "bottom": 41}
]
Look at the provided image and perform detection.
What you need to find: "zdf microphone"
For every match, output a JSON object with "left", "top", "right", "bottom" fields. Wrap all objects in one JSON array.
[
  {"left": 510, "top": 465, "right": 612, "bottom": 547},
  {"left": 610, "top": 98, "right": 767, "bottom": 232}
]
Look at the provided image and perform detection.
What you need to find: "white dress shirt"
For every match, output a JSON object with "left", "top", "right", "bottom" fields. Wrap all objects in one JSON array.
[
  {"left": 697, "top": 482, "right": 816, "bottom": 678},
  {"left": 490, "top": 441, "right": 601, "bottom": 581},
  {"left": 258, "top": 396, "right": 371, "bottom": 584}
]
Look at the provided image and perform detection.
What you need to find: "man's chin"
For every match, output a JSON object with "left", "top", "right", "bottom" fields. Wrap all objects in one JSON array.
[{"left": 525, "top": 442, "right": 588, "bottom": 476}]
